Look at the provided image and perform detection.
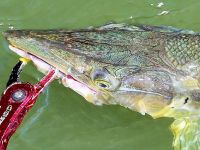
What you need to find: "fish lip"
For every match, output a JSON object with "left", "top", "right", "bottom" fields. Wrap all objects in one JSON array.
[{"left": 8, "top": 44, "right": 97, "bottom": 94}]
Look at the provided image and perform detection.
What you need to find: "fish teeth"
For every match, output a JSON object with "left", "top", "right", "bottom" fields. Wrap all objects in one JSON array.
[
  {"left": 62, "top": 77, "right": 69, "bottom": 87},
  {"left": 30, "top": 55, "right": 51, "bottom": 75}
]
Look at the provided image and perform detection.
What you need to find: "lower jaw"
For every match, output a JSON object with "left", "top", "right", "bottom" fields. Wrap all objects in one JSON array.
[{"left": 8, "top": 45, "right": 97, "bottom": 100}]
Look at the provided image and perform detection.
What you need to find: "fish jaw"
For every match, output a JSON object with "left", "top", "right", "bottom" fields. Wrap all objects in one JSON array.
[{"left": 7, "top": 44, "right": 99, "bottom": 104}]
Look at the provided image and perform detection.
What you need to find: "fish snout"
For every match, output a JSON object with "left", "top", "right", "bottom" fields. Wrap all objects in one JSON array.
[{"left": 3, "top": 30, "right": 28, "bottom": 39}]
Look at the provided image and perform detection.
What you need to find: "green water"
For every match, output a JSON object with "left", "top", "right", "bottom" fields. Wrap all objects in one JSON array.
[{"left": 1, "top": 0, "right": 200, "bottom": 149}]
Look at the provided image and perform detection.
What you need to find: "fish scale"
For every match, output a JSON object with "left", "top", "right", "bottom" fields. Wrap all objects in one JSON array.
[{"left": 165, "top": 35, "right": 200, "bottom": 67}]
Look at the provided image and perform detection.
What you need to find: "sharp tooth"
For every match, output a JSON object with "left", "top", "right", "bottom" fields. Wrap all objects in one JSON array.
[
  {"left": 56, "top": 71, "right": 65, "bottom": 79},
  {"left": 62, "top": 77, "right": 69, "bottom": 87},
  {"left": 30, "top": 55, "right": 51, "bottom": 75}
]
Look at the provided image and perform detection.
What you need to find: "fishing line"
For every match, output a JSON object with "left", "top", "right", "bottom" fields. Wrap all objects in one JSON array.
[{"left": 19, "top": 86, "right": 50, "bottom": 137}]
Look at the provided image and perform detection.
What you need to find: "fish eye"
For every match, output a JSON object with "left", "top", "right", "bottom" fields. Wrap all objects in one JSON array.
[
  {"left": 94, "top": 80, "right": 111, "bottom": 89},
  {"left": 91, "top": 68, "right": 120, "bottom": 91}
]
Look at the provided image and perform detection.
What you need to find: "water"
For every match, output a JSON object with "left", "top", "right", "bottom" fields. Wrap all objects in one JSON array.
[{"left": 1, "top": 0, "right": 200, "bottom": 149}]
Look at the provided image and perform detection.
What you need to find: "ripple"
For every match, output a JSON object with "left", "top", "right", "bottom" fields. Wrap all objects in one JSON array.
[
  {"left": 158, "top": 10, "right": 170, "bottom": 16},
  {"left": 157, "top": 2, "right": 164, "bottom": 8}
]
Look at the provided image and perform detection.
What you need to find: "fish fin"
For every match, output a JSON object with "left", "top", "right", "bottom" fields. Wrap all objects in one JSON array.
[
  {"left": 171, "top": 118, "right": 200, "bottom": 150},
  {"left": 138, "top": 25, "right": 196, "bottom": 34},
  {"left": 99, "top": 23, "right": 196, "bottom": 34},
  {"left": 139, "top": 25, "right": 178, "bottom": 32},
  {"left": 98, "top": 23, "right": 145, "bottom": 32}
]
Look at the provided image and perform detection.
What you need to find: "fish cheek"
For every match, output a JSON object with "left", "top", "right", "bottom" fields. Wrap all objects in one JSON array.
[{"left": 112, "top": 92, "right": 171, "bottom": 116}]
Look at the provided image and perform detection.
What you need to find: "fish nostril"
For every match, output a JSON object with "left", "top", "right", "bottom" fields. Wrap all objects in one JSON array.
[
  {"left": 2, "top": 30, "right": 22, "bottom": 38},
  {"left": 2, "top": 31, "right": 9, "bottom": 38},
  {"left": 184, "top": 97, "right": 189, "bottom": 104},
  {"left": 2, "top": 30, "right": 17, "bottom": 38}
]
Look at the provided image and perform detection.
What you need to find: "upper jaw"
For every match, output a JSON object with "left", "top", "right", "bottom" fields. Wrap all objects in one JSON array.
[{"left": 8, "top": 45, "right": 98, "bottom": 103}]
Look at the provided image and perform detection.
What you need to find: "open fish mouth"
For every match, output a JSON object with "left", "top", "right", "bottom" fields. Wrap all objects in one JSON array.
[{"left": 8, "top": 45, "right": 97, "bottom": 100}]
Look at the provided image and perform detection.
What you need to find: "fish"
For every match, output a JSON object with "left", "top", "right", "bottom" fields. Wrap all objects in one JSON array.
[{"left": 3, "top": 24, "right": 200, "bottom": 150}]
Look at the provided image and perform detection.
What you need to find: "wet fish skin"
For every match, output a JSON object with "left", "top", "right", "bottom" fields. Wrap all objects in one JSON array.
[{"left": 4, "top": 24, "right": 200, "bottom": 150}]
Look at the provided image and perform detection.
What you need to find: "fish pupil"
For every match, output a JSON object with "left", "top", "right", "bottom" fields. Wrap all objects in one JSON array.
[{"left": 99, "top": 83, "right": 108, "bottom": 88}]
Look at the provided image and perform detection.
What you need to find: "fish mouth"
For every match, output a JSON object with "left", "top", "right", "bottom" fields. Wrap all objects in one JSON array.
[{"left": 8, "top": 45, "right": 97, "bottom": 101}]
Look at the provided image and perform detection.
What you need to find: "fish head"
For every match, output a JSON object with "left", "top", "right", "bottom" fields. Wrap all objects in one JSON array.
[{"left": 4, "top": 26, "right": 173, "bottom": 115}]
